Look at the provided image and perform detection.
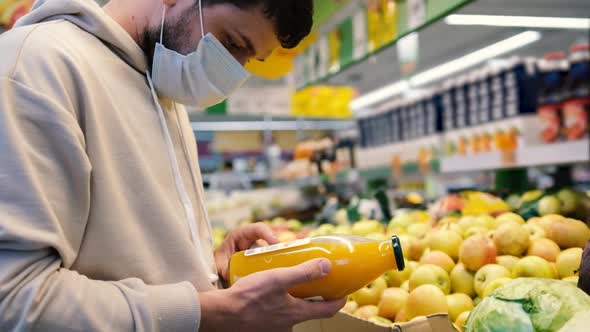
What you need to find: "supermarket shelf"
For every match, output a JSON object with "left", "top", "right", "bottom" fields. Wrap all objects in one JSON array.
[
  {"left": 191, "top": 120, "right": 355, "bottom": 132},
  {"left": 441, "top": 139, "right": 590, "bottom": 173}
]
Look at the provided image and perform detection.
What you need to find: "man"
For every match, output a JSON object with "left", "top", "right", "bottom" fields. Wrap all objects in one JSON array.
[{"left": 0, "top": 0, "right": 345, "bottom": 331}]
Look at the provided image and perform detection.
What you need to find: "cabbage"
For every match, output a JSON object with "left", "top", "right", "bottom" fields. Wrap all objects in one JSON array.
[{"left": 466, "top": 278, "right": 590, "bottom": 332}]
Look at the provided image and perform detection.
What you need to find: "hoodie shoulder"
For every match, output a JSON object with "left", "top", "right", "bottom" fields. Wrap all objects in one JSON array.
[{"left": 0, "top": 20, "right": 93, "bottom": 80}]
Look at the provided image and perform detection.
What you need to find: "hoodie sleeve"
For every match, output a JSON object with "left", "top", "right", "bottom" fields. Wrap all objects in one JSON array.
[{"left": 0, "top": 78, "right": 201, "bottom": 332}]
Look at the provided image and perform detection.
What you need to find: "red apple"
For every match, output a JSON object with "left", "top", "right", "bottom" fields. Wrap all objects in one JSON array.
[
  {"left": 527, "top": 238, "right": 561, "bottom": 262},
  {"left": 459, "top": 235, "right": 497, "bottom": 272}
]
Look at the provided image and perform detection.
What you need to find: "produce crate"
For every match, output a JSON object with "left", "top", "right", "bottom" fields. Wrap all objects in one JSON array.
[{"left": 294, "top": 312, "right": 458, "bottom": 332}]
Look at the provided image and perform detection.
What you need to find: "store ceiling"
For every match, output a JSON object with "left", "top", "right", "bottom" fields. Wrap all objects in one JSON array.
[{"left": 324, "top": 0, "right": 590, "bottom": 95}]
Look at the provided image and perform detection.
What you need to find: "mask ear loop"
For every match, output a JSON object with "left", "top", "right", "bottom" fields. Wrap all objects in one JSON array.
[
  {"left": 199, "top": 0, "right": 204, "bottom": 39},
  {"left": 160, "top": 6, "right": 166, "bottom": 44}
]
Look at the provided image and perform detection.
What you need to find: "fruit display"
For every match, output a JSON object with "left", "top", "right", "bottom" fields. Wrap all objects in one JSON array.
[
  {"left": 243, "top": 207, "right": 589, "bottom": 329},
  {"left": 510, "top": 188, "right": 590, "bottom": 222}
]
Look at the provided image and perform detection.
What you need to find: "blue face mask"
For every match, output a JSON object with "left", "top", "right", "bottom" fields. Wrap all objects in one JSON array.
[{"left": 151, "top": 1, "right": 250, "bottom": 108}]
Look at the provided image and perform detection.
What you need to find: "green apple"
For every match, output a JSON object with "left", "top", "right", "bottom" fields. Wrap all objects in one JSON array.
[
  {"left": 334, "top": 224, "right": 352, "bottom": 235},
  {"left": 350, "top": 276, "right": 388, "bottom": 306},
  {"left": 341, "top": 300, "right": 359, "bottom": 314},
  {"left": 315, "top": 223, "right": 336, "bottom": 236},
  {"left": 474, "top": 264, "right": 511, "bottom": 298},
  {"left": 538, "top": 196, "right": 561, "bottom": 216},
  {"left": 407, "top": 223, "right": 432, "bottom": 238},
  {"left": 353, "top": 305, "right": 379, "bottom": 320},
  {"left": 446, "top": 293, "right": 474, "bottom": 322},
  {"left": 473, "top": 297, "right": 482, "bottom": 306},
  {"left": 420, "top": 250, "right": 456, "bottom": 273},
  {"left": 352, "top": 220, "right": 384, "bottom": 236},
  {"left": 450, "top": 263, "right": 476, "bottom": 297},
  {"left": 409, "top": 264, "right": 451, "bottom": 294},
  {"left": 405, "top": 285, "right": 448, "bottom": 320},
  {"left": 496, "top": 255, "right": 520, "bottom": 272},
  {"left": 429, "top": 230, "right": 463, "bottom": 261},
  {"left": 557, "top": 189, "right": 579, "bottom": 214},
  {"left": 555, "top": 247, "right": 583, "bottom": 278},
  {"left": 493, "top": 222, "right": 530, "bottom": 256},
  {"left": 368, "top": 316, "right": 393, "bottom": 327},
  {"left": 286, "top": 219, "right": 303, "bottom": 231},
  {"left": 482, "top": 277, "right": 512, "bottom": 297},
  {"left": 384, "top": 259, "right": 414, "bottom": 287},
  {"left": 377, "top": 287, "right": 409, "bottom": 320},
  {"left": 512, "top": 256, "right": 554, "bottom": 278}
]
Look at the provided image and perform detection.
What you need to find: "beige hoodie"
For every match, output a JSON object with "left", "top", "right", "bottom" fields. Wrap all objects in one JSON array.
[{"left": 0, "top": 0, "right": 218, "bottom": 331}]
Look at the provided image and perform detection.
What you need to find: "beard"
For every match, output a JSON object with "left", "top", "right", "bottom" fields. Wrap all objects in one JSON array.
[{"left": 141, "top": 5, "right": 200, "bottom": 70}]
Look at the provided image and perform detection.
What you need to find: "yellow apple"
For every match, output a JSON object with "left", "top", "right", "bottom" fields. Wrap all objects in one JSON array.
[
  {"left": 409, "top": 264, "right": 451, "bottom": 294},
  {"left": 493, "top": 223, "right": 530, "bottom": 256},
  {"left": 396, "top": 234, "right": 412, "bottom": 258},
  {"left": 474, "top": 264, "right": 511, "bottom": 298},
  {"left": 512, "top": 256, "right": 553, "bottom": 278},
  {"left": 496, "top": 255, "right": 520, "bottom": 272},
  {"left": 405, "top": 285, "right": 448, "bottom": 319},
  {"left": 286, "top": 219, "right": 303, "bottom": 231},
  {"left": 563, "top": 276, "right": 579, "bottom": 285},
  {"left": 546, "top": 218, "right": 590, "bottom": 249},
  {"left": 353, "top": 305, "right": 379, "bottom": 320},
  {"left": 429, "top": 230, "right": 463, "bottom": 261},
  {"left": 450, "top": 263, "right": 476, "bottom": 297},
  {"left": 459, "top": 235, "right": 497, "bottom": 272},
  {"left": 401, "top": 280, "right": 410, "bottom": 292},
  {"left": 420, "top": 250, "right": 456, "bottom": 274},
  {"left": 366, "top": 232, "right": 388, "bottom": 241},
  {"left": 527, "top": 217, "right": 542, "bottom": 225},
  {"left": 384, "top": 259, "right": 414, "bottom": 287},
  {"left": 458, "top": 216, "right": 479, "bottom": 232},
  {"left": 482, "top": 277, "right": 512, "bottom": 297},
  {"left": 463, "top": 226, "right": 489, "bottom": 239},
  {"left": 473, "top": 297, "right": 482, "bottom": 306},
  {"left": 352, "top": 220, "right": 384, "bottom": 236},
  {"left": 409, "top": 235, "right": 429, "bottom": 261},
  {"left": 377, "top": 288, "right": 409, "bottom": 320},
  {"left": 476, "top": 215, "right": 497, "bottom": 229},
  {"left": 395, "top": 308, "right": 408, "bottom": 323},
  {"left": 538, "top": 214, "right": 565, "bottom": 233},
  {"left": 455, "top": 311, "right": 471, "bottom": 332},
  {"left": 407, "top": 223, "right": 432, "bottom": 238},
  {"left": 341, "top": 300, "right": 359, "bottom": 314},
  {"left": 523, "top": 223, "right": 545, "bottom": 240},
  {"left": 446, "top": 293, "right": 474, "bottom": 322},
  {"left": 368, "top": 316, "right": 393, "bottom": 327},
  {"left": 350, "top": 276, "right": 388, "bottom": 306},
  {"left": 527, "top": 238, "right": 560, "bottom": 262},
  {"left": 334, "top": 224, "right": 352, "bottom": 235},
  {"left": 495, "top": 212, "right": 525, "bottom": 227},
  {"left": 555, "top": 247, "right": 583, "bottom": 278}
]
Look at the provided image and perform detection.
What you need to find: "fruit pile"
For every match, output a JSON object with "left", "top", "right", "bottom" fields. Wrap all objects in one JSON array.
[{"left": 337, "top": 211, "right": 590, "bottom": 330}]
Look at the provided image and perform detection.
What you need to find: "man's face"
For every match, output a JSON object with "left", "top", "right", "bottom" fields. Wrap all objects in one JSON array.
[{"left": 143, "top": 0, "right": 280, "bottom": 67}]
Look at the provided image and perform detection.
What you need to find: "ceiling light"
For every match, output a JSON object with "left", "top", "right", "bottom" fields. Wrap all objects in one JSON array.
[
  {"left": 350, "top": 80, "right": 410, "bottom": 111},
  {"left": 410, "top": 30, "right": 541, "bottom": 87},
  {"left": 445, "top": 14, "right": 590, "bottom": 30}
]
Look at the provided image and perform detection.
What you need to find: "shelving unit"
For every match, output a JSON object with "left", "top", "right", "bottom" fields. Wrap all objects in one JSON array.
[{"left": 441, "top": 139, "right": 590, "bottom": 173}]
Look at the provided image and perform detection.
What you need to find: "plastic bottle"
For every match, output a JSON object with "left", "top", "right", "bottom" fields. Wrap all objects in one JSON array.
[
  {"left": 563, "top": 43, "right": 590, "bottom": 140},
  {"left": 228, "top": 235, "right": 405, "bottom": 300},
  {"left": 537, "top": 52, "right": 569, "bottom": 143}
]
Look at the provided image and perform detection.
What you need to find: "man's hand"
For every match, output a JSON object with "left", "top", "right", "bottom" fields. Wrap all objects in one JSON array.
[
  {"left": 214, "top": 222, "right": 279, "bottom": 281},
  {"left": 200, "top": 258, "right": 346, "bottom": 332}
]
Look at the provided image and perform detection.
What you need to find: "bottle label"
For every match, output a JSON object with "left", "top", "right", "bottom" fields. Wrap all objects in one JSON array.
[{"left": 244, "top": 238, "right": 311, "bottom": 257}]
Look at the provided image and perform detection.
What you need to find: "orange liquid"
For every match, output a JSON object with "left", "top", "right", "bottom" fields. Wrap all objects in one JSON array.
[{"left": 228, "top": 236, "right": 402, "bottom": 300}]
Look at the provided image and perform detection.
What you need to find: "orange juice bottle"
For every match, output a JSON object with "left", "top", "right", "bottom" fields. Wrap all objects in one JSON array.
[{"left": 228, "top": 235, "right": 405, "bottom": 300}]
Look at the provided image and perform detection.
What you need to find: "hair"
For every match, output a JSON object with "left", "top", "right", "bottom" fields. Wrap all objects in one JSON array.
[{"left": 201, "top": 0, "right": 314, "bottom": 49}]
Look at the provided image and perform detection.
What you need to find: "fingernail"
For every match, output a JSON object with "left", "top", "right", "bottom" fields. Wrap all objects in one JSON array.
[{"left": 319, "top": 259, "right": 332, "bottom": 275}]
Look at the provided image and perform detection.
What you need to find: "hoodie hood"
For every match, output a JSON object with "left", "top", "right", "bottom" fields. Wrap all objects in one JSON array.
[{"left": 16, "top": 0, "right": 148, "bottom": 73}]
